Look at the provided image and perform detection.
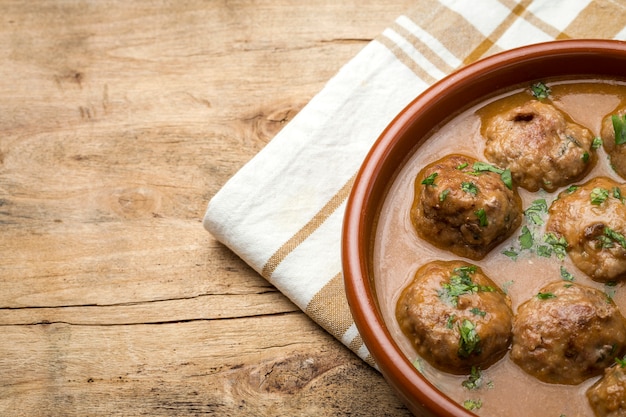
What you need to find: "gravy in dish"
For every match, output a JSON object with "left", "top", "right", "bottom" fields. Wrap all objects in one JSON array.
[{"left": 373, "top": 78, "right": 626, "bottom": 416}]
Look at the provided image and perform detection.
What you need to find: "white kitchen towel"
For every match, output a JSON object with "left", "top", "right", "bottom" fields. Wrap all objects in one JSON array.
[{"left": 204, "top": 0, "right": 626, "bottom": 366}]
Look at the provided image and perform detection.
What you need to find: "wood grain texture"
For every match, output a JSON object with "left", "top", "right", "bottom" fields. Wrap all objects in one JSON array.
[{"left": 0, "top": 1, "right": 415, "bottom": 416}]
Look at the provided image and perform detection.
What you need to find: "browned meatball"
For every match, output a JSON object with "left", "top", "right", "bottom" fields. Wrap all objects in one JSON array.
[
  {"left": 411, "top": 154, "right": 522, "bottom": 260},
  {"left": 601, "top": 107, "right": 626, "bottom": 180},
  {"left": 546, "top": 177, "right": 626, "bottom": 282},
  {"left": 483, "top": 100, "right": 595, "bottom": 192},
  {"left": 396, "top": 260, "right": 513, "bottom": 374},
  {"left": 511, "top": 281, "right": 626, "bottom": 385},
  {"left": 587, "top": 362, "right": 626, "bottom": 417}
]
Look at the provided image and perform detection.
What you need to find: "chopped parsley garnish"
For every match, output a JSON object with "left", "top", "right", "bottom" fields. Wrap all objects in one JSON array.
[
  {"left": 438, "top": 266, "right": 493, "bottom": 307},
  {"left": 470, "top": 162, "right": 513, "bottom": 189},
  {"left": 421, "top": 172, "right": 438, "bottom": 186},
  {"left": 475, "top": 208, "right": 488, "bottom": 227},
  {"left": 470, "top": 307, "right": 486, "bottom": 317},
  {"left": 566, "top": 185, "right": 579, "bottom": 194},
  {"left": 505, "top": 201, "right": 568, "bottom": 261},
  {"left": 592, "top": 137, "right": 603, "bottom": 149},
  {"left": 457, "top": 162, "right": 469, "bottom": 170},
  {"left": 500, "top": 168, "right": 513, "bottom": 189},
  {"left": 596, "top": 234, "right": 616, "bottom": 249},
  {"left": 560, "top": 266, "right": 575, "bottom": 282},
  {"left": 446, "top": 314, "right": 457, "bottom": 329},
  {"left": 582, "top": 151, "right": 590, "bottom": 163},
  {"left": 461, "top": 181, "right": 478, "bottom": 195},
  {"left": 530, "top": 81, "right": 551, "bottom": 100},
  {"left": 458, "top": 319, "right": 481, "bottom": 358},
  {"left": 612, "top": 114, "right": 626, "bottom": 145},
  {"left": 613, "top": 187, "right": 625, "bottom": 203},
  {"left": 615, "top": 355, "right": 626, "bottom": 368},
  {"left": 604, "top": 227, "right": 626, "bottom": 249},
  {"left": 536, "top": 244, "right": 552, "bottom": 258},
  {"left": 544, "top": 233, "right": 568, "bottom": 260},
  {"left": 463, "top": 399, "right": 483, "bottom": 411},
  {"left": 439, "top": 189, "right": 450, "bottom": 202},
  {"left": 524, "top": 198, "right": 548, "bottom": 225},
  {"left": 537, "top": 292, "right": 557, "bottom": 300},
  {"left": 462, "top": 366, "right": 486, "bottom": 390},
  {"left": 502, "top": 248, "right": 518, "bottom": 260},
  {"left": 591, "top": 187, "right": 610, "bottom": 205},
  {"left": 519, "top": 225, "right": 534, "bottom": 250}
]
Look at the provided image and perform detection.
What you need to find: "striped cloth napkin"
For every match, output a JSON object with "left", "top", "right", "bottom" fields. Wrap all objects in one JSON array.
[{"left": 204, "top": 0, "right": 626, "bottom": 367}]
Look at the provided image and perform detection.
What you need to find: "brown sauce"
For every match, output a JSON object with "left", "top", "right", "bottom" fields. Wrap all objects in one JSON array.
[{"left": 373, "top": 78, "right": 626, "bottom": 416}]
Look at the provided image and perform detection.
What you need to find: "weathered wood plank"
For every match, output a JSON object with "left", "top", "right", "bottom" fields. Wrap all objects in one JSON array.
[{"left": 0, "top": 1, "right": 414, "bottom": 415}]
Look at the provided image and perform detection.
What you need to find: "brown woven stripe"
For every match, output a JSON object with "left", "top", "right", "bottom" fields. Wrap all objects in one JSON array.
[
  {"left": 350, "top": 336, "right": 377, "bottom": 368},
  {"left": 376, "top": 33, "right": 438, "bottom": 85},
  {"left": 305, "top": 272, "right": 355, "bottom": 338},
  {"left": 348, "top": 333, "right": 365, "bottom": 354},
  {"left": 390, "top": 21, "right": 456, "bottom": 75},
  {"left": 463, "top": 0, "right": 533, "bottom": 65},
  {"left": 405, "top": 0, "right": 485, "bottom": 65},
  {"left": 498, "top": 0, "right": 566, "bottom": 39},
  {"left": 560, "top": 0, "right": 626, "bottom": 39},
  {"left": 261, "top": 174, "right": 356, "bottom": 279}
]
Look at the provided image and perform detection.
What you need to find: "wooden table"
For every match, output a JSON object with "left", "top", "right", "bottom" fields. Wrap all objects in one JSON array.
[{"left": 0, "top": 1, "right": 415, "bottom": 415}]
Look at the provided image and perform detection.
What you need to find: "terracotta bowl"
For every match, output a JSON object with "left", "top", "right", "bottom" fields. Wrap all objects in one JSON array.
[{"left": 342, "top": 39, "right": 626, "bottom": 417}]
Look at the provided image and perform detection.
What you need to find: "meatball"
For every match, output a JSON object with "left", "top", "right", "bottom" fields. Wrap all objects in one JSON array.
[
  {"left": 483, "top": 100, "right": 595, "bottom": 192},
  {"left": 546, "top": 177, "right": 626, "bottom": 282},
  {"left": 601, "top": 107, "right": 626, "bottom": 180},
  {"left": 396, "top": 260, "right": 513, "bottom": 374},
  {"left": 587, "top": 362, "right": 626, "bottom": 417},
  {"left": 511, "top": 281, "right": 626, "bottom": 385},
  {"left": 411, "top": 154, "right": 522, "bottom": 260}
]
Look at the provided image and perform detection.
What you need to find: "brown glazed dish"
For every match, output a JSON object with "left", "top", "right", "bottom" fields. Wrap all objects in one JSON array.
[{"left": 342, "top": 39, "right": 626, "bottom": 417}]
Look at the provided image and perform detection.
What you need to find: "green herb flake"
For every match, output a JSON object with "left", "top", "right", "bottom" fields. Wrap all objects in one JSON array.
[
  {"left": 439, "top": 189, "right": 450, "bottom": 202},
  {"left": 612, "top": 114, "right": 626, "bottom": 145},
  {"left": 502, "top": 248, "right": 518, "bottom": 260},
  {"left": 458, "top": 319, "right": 481, "bottom": 358},
  {"left": 615, "top": 355, "right": 626, "bottom": 368},
  {"left": 519, "top": 226, "right": 534, "bottom": 250},
  {"left": 560, "top": 266, "right": 575, "bottom": 282},
  {"left": 591, "top": 187, "right": 610, "bottom": 205},
  {"left": 613, "top": 187, "right": 625, "bottom": 203},
  {"left": 566, "top": 185, "right": 579, "bottom": 194},
  {"left": 463, "top": 399, "right": 483, "bottom": 411},
  {"left": 461, "top": 181, "right": 479, "bottom": 195},
  {"left": 475, "top": 208, "right": 488, "bottom": 227},
  {"left": 530, "top": 81, "right": 551, "bottom": 100},
  {"left": 582, "top": 151, "right": 590, "bottom": 163},
  {"left": 471, "top": 162, "right": 513, "bottom": 189},
  {"left": 500, "top": 168, "right": 513, "bottom": 189},
  {"left": 470, "top": 307, "right": 486, "bottom": 317},
  {"left": 457, "top": 162, "right": 469, "bottom": 170},
  {"left": 596, "top": 234, "right": 615, "bottom": 249},
  {"left": 544, "top": 233, "right": 568, "bottom": 260},
  {"left": 592, "top": 137, "right": 603, "bottom": 149},
  {"left": 446, "top": 314, "right": 457, "bottom": 329},
  {"left": 604, "top": 227, "right": 626, "bottom": 249},
  {"left": 462, "top": 367, "right": 484, "bottom": 390},
  {"left": 421, "top": 172, "right": 438, "bottom": 186},
  {"left": 524, "top": 199, "right": 548, "bottom": 226},
  {"left": 537, "top": 292, "right": 557, "bottom": 300},
  {"left": 412, "top": 357, "right": 425, "bottom": 373},
  {"left": 536, "top": 245, "right": 552, "bottom": 258},
  {"left": 438, "top": 266, "right": 488, "bottom": 306}
]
